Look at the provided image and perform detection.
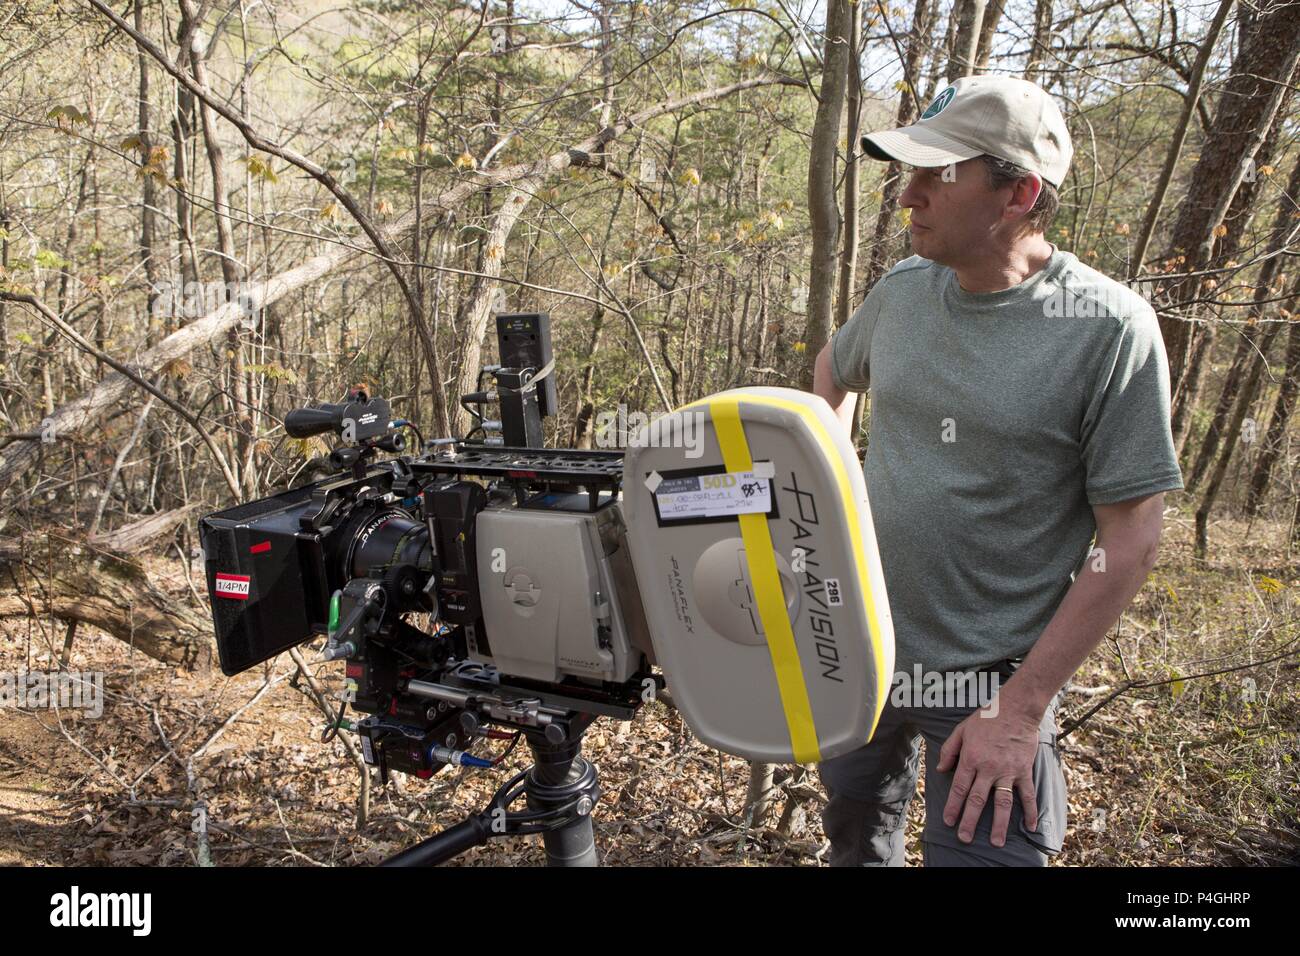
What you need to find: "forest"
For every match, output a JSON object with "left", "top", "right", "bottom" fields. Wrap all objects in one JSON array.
[{"left": 0, "top": 0, "right": 1296, "bottom": 866}]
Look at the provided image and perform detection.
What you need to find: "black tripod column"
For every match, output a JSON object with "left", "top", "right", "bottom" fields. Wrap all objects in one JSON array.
[{"left": 525, "top": 733, "right": 600, "bottom": 867}]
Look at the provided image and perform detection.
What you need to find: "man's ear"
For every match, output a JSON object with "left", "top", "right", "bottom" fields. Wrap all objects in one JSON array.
[{"left": 1005, "top": 172, "right": 1043, "bottom": 223}]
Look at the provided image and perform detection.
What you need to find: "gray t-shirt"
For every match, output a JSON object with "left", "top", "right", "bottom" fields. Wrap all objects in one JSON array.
[{"left": 830, "top": 249, "right": 1183, "bottom": 676}]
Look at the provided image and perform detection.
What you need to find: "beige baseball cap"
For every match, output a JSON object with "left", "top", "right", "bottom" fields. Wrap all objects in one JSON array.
[{"left": 862, "top": 76, "right": 1073, "bottom": 188}]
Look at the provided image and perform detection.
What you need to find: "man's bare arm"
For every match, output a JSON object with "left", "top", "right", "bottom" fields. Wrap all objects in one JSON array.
[
  {"left": 997, "top": 492, "right": 1167, "bottom": 721},
  {"left": 935, "top": 491, "right": 1166, "bottom": 845},
  {"left": 812, "top": 340, "right": 859, "bottom": 438}
]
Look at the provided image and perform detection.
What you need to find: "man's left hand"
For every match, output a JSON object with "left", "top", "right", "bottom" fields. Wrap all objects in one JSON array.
[{"left": 936, "top": 702, "right": 1043, "bottom": 847}]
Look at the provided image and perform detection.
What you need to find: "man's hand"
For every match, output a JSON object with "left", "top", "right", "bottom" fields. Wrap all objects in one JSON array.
[{"left": 935, "top": 702, "right": 1042, "bottom": 847}]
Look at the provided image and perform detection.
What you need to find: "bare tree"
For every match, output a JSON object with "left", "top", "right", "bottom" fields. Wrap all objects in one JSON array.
[{"left": 801, "top": 0, "right": 854, "bottom": 389}]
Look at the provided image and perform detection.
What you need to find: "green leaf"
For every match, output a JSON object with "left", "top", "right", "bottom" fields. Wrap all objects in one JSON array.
[
  {"left": 48, "top": 105, "right": 89, "bottom": 125},
  {"left": 245, "top": 362, "right": 297, "bottom": 383},
  {"left": 34, "top": 249, "right": 70, "bottom": 269},
  {"left": 240, "top": 155, "right": 279, "bottom": 184}
]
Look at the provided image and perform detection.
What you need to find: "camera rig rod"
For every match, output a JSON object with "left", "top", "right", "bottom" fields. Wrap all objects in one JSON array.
[{"left": 404, "top": 677, "right": 569, "bottom": 733}]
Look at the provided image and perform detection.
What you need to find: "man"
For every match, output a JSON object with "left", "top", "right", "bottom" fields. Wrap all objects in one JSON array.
[{"left": 811, "top": 75, "right": 1184, "bottom": 866}]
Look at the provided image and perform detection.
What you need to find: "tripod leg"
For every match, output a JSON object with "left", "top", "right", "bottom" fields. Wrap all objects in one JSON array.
[{"left": 380, "top": 815, "right": 492, "bottom": 866}]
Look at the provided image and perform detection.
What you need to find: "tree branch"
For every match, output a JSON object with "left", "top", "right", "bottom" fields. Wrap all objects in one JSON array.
[{"left": 0, "top": 290, "right": 240, "bottom": 497}]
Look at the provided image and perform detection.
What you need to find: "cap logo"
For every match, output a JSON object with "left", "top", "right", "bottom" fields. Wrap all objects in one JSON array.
[{"left": 921, "top": 86, "right": 955, "bottom": 120}]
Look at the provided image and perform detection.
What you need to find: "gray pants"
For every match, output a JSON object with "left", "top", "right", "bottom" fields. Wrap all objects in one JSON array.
[{"left": 818, "top": 661, "right": 1068, "bottom": 866}]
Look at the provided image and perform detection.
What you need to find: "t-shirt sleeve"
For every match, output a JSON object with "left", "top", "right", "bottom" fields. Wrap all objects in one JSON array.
[
  {"left": 830, "top": 279, "right": 887, "bottom": 392},
  {"left": 1079, "top": 307, "right": 1185, "bottom": 505}
]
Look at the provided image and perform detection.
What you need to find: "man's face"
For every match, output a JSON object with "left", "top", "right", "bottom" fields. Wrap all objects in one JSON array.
[{"left": 898, "top": 158, "right": 1014, "bottom": 267}]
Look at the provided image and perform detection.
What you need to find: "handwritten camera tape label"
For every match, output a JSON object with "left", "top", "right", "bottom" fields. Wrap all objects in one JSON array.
[{"left": 650, "top": 461, "right": 775, "bottom": 522}]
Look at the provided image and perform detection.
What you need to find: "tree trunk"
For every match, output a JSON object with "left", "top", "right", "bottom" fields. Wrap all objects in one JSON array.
[
  {"left": 835, "top": 0, "right": 862, "bottom": 336},
  {"left": 1186, "top": 157, "right": 1300, "bottom": 489},
  {"left": 1188, "top": 329, "right": 1257, "bottom": 491},
  {"left": 973, "top": 0, "right": 1006, "bottom": 71},
  {"left": 945, "top": 0, "right": 987, "bottom": 80},
  {"left": 1171, "top": 88, "right": 1295, "bottom": 455},
  {"left": 170, "top": 11, "right": 199, "bottom": 327},
  {"left": 1190, "top": 147, "right": 1300, "bottom": 552},
  {"left": 1193, "top": 321, "right": 1283, "bottom": 559},
  {"left": 181, "top": 2, "right": 250, "bottom": 496},
  {"left": 801, "top": 0, "right": 853, "bottom": 389},
  {"left": 0, "top": 199, "right": 8, "bottom": 376},
  {"left": 1158, "top": 1, "right": 1300, "bottom": 415},
  {"left": 1128, "top": 0, "right": 1235, "bottom": 278},
  {"left": 1246, "top": 313, "right": 1300, "bottom": 517},
  {"left": 572, "top": 306, "right": 606, "bottom": 449},
  {"left": 133, "top": 0, "right": 161, "bottom": 325},
  {"left": 927, "top": 1, "right": 960, "bottom": 100},
  {"left": 1171, "top": 325, "right": 1217, "bottom": 456},
  {"left": 1024, "top": 0, "right": 1053, "bottom": 84}
]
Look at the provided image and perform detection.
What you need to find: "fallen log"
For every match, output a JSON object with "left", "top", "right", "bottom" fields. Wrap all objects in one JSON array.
[
  {"left": 0, "top": 532, "right": 214, "bottom": 672},
  {"left": 87, "top": 505, "right": 200, "bottom": 554}
]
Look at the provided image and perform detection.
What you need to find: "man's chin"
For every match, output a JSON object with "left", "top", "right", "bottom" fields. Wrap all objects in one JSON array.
[{"left": 910, "top": 233, "right": 957, "bottom": 267}]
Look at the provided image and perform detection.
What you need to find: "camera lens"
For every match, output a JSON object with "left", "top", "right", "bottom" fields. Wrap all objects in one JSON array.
[{"left": 341, "top": 505, "right": 433, "bottom": 580}]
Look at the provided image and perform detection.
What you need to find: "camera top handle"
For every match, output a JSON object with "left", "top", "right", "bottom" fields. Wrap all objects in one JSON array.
[
  {"left": 284, "top": 403, "right": 350, "bottom": 438},
  {"left": 285, "top": 386, "right": 407, "bottom": 479}
]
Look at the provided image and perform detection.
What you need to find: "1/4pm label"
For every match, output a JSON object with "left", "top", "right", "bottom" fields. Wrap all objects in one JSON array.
[{"left": 214, "top": 573, "right": 251, "bottom": 600}]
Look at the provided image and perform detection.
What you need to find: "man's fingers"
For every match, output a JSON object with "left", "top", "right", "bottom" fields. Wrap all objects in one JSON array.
[
  {"left": 989, "top": 779, "right": 1016, "bottom": 848},
  {"left": 1017, "top": 774, "right": 1039, "bottom": 833},
  {"left": 956, "top": 772, "right": 993, "bottom": 843},
  {"left": 935, "top": 723, "right": 964, "bottom": 773},
  {"left": 942, "top": 758, "right": 977, "bottom": 828}
]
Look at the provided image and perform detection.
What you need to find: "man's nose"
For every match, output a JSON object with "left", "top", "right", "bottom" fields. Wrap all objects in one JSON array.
[{"left": 899, "top": 174, "right": 922, "bottom": 208}]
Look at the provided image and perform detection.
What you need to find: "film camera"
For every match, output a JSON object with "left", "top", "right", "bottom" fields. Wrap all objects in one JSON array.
[{"left": 200, "top": 313, "right": 894, "bottom": 866}]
